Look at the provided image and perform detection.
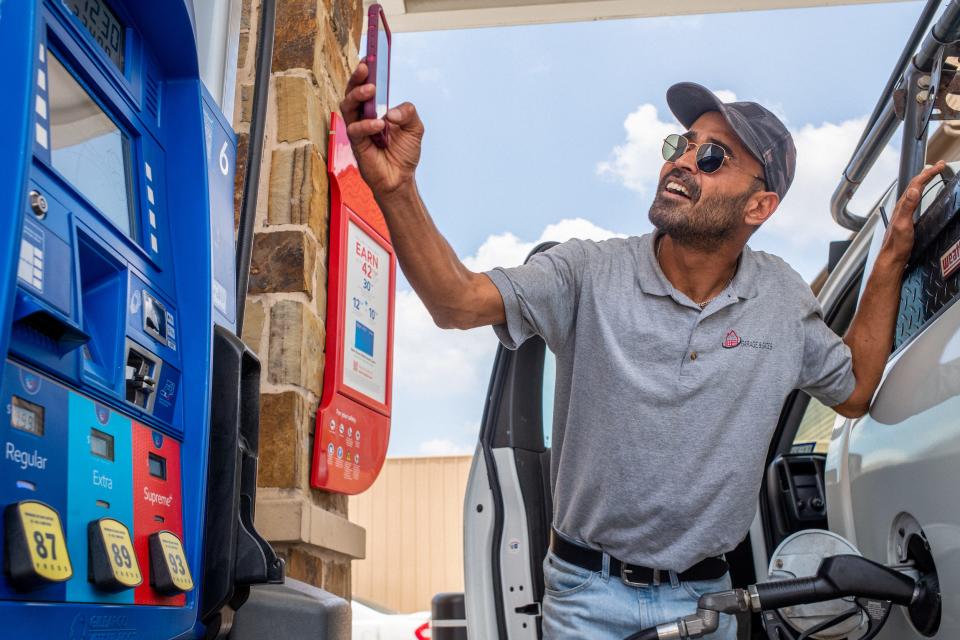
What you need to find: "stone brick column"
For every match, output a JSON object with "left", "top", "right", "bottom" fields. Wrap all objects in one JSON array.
[{"left": 232, "top": 0, "right": 366, "bottom": 599}]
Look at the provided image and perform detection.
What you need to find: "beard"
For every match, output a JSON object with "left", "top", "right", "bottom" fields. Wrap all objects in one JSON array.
[{"left": 648, "top": 175, "right": 755, "bottom": 251}]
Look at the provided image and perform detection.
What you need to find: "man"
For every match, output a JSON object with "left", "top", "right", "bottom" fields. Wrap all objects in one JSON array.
[{"left": 340, "top": 66, "right": 943, "bottom": 638}]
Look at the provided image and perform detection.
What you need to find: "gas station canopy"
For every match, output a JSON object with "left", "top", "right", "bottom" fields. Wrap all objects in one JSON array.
[{"left": 371, "top": 0, "right": 900, "bottom": 32}]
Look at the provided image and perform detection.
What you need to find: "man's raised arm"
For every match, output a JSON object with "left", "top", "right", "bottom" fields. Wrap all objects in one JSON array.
[{"left": 833, "top": 161, "right": 946, "bottom": 418}]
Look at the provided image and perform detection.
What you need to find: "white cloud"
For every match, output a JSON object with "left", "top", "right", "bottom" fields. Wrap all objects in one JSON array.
[
  {"left": 393, "top": 288, "right": 494, "bottom": 397},
  {"left": 394, "top": 217, "right": 624, "bottom": 398},
  {"left": 596, "top": 95, "right": 900, "bottom": 280},
  {"left": 596, "top": 103, "right": 676, "bottom": 195},
  {"left": 762, "top": 116, "right": 899, "bottom": 246},
  {"left": 463, "top": 217, "right": 627, "bottom": 272},
  {"left": 392, "top": 218, "right": 624, "bottom": 456},
  {"left": 595, "top": 87, "right": 738, "bottom": 193}
]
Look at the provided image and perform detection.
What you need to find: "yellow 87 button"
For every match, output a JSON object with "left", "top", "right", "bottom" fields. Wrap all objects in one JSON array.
[{"left": 3, "top": 501, "right": 73, "bottom": 589}]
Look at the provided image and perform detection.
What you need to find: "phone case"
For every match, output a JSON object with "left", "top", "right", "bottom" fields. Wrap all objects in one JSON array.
[{"left": 363, "top": 4, "right": 391, "bottom": 148}]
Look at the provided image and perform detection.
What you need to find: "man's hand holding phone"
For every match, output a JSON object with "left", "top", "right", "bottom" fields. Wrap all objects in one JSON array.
[{"left": 340, "top": 61, "right": 424, "bottom": 201}]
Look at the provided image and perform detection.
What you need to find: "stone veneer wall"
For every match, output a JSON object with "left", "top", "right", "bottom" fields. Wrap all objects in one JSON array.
[{"left": 232, "top": 0, "right": 367, "bottom": 599}]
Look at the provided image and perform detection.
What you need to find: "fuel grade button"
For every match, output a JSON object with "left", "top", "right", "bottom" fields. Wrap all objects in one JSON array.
[
  {"left": 148, "top": 530, "right": 193, "bottom": 594},
  {"left": 87, "top": 518, "right": 142, "bottom": 590},
  {"left": 3, "top": 500, "right": 73, "bottom": 589}
]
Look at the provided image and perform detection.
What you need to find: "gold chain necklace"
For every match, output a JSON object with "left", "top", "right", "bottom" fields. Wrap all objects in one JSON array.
[{"left": 656, "top": 237, "right": 734, "bottom": 310}]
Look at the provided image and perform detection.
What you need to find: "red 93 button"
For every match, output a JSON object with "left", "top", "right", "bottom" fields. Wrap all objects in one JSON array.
[{"left": 149, "top": 530, "right": 193, "bottom": 594}]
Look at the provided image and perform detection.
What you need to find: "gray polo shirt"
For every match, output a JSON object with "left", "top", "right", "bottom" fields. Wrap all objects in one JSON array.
[{"left": 485, "top": 233, "right": 855, "bottom": 571}]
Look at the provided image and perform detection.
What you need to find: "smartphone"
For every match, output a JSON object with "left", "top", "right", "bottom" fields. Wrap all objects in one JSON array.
[{"left": 363, "top": 4, "right": 391, "bottom": 148}]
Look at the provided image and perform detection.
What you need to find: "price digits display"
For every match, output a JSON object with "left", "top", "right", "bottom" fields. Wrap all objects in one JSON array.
[
  {"left": 11, "top": 396, "right": 44, "bottom": 436},
  {"left": 63, "top": 0, "right": 125, "bottom": 70}
]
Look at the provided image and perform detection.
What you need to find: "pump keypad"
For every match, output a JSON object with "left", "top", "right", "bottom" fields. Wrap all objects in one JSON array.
[
  {"left": 148, "top": 530, "right": 193, "bottom": 594},
  {"left": 4, "top": 500, "right": 72, "bottom": 589},
  {"left": 88, "top": 518, "right": 142, "bottom": 591}
]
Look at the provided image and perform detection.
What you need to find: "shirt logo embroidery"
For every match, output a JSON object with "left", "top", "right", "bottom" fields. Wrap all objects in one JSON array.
[{"left": 723, "top": 329, "right": 775, "bottom": 351}]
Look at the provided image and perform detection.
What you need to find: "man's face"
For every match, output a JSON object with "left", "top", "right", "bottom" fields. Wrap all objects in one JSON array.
[{"left": 649, "top": 111, "right": 766, "bottom": 250}]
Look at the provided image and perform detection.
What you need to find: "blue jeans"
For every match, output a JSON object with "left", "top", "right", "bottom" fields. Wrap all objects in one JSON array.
[{"left": 541, "top": 549, "right": 737, "bottom": 640}]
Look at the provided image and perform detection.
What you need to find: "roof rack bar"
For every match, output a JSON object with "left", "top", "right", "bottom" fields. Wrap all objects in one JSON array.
[
  {"left": 916, "top": 0, "right": 960, "bottom": 70},
  {"left": 899, "top": 64, "right": 932, "bottom": 208},
  {"left": 831, "top": 101, "right": 900, "bottom": 231},
  {"left": 831, "top": 0, "right": 950, "bottom": 231},
  {"left": 850, "top": 0, "right": 942, "bottom": 156}
]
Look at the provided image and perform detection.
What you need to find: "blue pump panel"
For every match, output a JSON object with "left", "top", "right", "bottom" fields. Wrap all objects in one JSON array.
[{"left": 0, "top": 0, "right": 236, "bottom": 636}]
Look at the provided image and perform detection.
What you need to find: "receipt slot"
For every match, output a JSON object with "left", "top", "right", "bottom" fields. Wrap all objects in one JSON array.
[
  {"left": 0, "top": 0, "right": 268, "bottom": 636},
  {"left": 311, "top": 113, "right": 397, "bottom": 495}
]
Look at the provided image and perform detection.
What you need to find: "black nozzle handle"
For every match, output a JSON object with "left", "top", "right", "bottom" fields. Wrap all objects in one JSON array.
[
  {"left": 754, "top": 576, "right": 825, "bottom": 610},
  {"left": 754, "top": 555, "right": 917, "bottom": 611},
  {"left": 623, "top": 628, "right": 660, "bottom": 640}
]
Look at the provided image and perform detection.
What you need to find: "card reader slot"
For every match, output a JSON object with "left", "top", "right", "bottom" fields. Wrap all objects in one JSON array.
[{"left": 125, "top": 343, "right": 159, "bottom": 411}]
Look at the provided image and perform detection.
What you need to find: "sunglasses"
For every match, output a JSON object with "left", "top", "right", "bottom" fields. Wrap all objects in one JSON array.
[{"left": 661, "top": 133, "right": 764, "bottom": 183}]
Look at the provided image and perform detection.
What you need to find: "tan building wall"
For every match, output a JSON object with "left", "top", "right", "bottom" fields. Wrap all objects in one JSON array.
[
  {"left": 233, "top": 0, "right": 367, "bottom": 597},
  {"left": 350, "top": 455, "right": 473, "bottom": 613}
]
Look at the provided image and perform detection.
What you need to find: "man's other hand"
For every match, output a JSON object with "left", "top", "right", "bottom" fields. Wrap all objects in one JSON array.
[
  {"left": 880, "top": 160, "right": 947, "bottom": 265},
  {"left": 340, "top": 60, "right": 424, "bottom": 199}
]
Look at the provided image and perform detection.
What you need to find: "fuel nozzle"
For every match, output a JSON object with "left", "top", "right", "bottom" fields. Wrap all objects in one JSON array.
[
  {"left": 750, "top": 554, "right": 919, "bottom": 611},
  {"left": 624, "top": 555, "right": 933, "bottom": 640},
  {"left": 624, "top": 590, "right": 753, "bottom": 640}
]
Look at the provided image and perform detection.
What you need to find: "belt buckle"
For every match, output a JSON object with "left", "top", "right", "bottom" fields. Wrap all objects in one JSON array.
[{"left": 621, "top": 565, "right": 658, "bottom": 587}]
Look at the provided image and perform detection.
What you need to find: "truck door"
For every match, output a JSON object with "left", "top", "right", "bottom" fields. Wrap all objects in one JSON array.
[
  {"left": 822, "top": 165, "right": 960, "bottom": 639},
  {"left": 463, "top": 243, "right": 557, "bottom": 640},
  {"left": 754, "top": 207, "right": 874, "bottom": 558},
  {"left": 738, "top": 169, "right": 956, "bottom": 638}
]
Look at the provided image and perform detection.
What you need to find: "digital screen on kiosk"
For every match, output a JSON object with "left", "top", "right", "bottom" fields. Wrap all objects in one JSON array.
[
  {"left": 63, "top": 0, "right": 126, "bottom": 71},
  {"left": 342, "top": 221, "right": 389, "bottom": 405},
  {"left": 11, "top": 397, "right": 44, "bottom": 437},
  {"left": 48, "top": 53, "right": 137, "bottom": 241}
]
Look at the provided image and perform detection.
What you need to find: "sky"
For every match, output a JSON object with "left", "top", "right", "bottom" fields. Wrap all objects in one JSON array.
[{"left": 382, "top": 1, "right": 924, "bottom": 457}]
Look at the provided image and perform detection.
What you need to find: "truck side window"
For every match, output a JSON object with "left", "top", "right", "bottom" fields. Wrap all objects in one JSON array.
[
  {"left": 792, "top": 395, "right": 837, "bottom": 454},
  {"left": 542, "top": 350, "right": 555, "bottom": 449}
]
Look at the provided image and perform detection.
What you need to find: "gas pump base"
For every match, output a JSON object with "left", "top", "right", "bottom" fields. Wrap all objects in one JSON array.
[{"left": 229, "top": 578, "right": 350, "bottom": 640}]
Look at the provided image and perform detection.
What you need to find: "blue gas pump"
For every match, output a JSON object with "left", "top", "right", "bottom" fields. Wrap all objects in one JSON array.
[{"left": 0, "top": 1, "right": 342, "bottom": 638}]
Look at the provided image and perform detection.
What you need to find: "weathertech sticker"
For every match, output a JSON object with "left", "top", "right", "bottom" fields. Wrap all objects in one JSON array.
[{"left": 941, "top": 240, "right": 960, "bottom": 279}]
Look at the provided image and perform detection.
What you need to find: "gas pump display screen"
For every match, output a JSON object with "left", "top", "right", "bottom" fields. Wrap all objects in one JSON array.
[
  {"left": 48, "top": 54, "right": 136, "bottom": 241},
  {"left": 148, "top": 453, "right": 167, "bottom": 480},
  {"left": 90, "top": 428, "right": 115, "bottom": 461},
  {"left": 11, "top": 397, "right": 44, "bottom": 437},
  {"left": 63, "top": 0, "right": 125, "bottom": 70}
]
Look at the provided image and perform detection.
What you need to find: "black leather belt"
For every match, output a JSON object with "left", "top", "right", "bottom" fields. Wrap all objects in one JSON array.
[{"left": 550, "top": 531, "right": 728, "bottom": 586}]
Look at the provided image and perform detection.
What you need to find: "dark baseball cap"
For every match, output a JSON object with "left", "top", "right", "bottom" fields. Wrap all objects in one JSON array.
[{"left": 666, "top": 82, "right": 796, "bottom": 201}]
